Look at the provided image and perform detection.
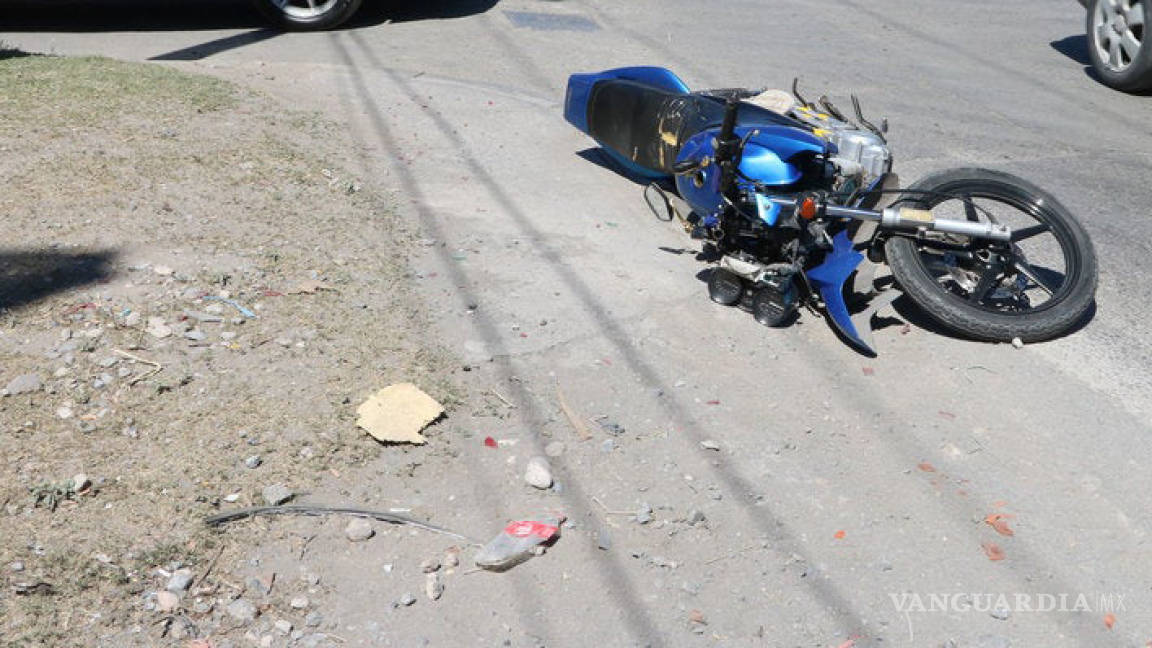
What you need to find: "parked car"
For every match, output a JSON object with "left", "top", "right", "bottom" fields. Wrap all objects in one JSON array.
[
  {"left": 255, "top": 0, "right": 363, "bottom": 30},
  {"left": 1080, "top": 0, "right": 1152, "bottom": 91}
]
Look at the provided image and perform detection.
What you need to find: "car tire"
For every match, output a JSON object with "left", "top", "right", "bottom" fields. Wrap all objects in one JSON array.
[
  {"left": 1086, "top": 0, "right": 1152, "bottom": 92},
  {"left": 254, "top": 0, "right": 363, "bottom": 31}
]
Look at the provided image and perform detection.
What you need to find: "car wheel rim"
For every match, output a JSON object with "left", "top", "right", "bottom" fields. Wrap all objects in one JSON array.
[
  {"left": 1093, "top": 0, "right": 1146, "bottom": 72},
  {"left": 271, "top": 0, "right": 340, "bottom": 20}
]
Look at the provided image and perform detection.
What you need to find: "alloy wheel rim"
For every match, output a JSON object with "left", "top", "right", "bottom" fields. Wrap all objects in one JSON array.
[
  {"left": 271, "top": 0, "right": 340, "bottom": 20},
  {"left": 1093, "top": 0, "right": 1146, "bottom": 72}
]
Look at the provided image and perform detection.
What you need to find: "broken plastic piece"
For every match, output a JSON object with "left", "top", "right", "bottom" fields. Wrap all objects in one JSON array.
[{"left": 474, "top": 515, "right": 563, "bottom": 572}]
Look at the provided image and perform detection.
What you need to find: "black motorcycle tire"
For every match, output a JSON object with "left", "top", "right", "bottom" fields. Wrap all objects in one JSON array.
[{"left": 884, "top": 168, "right": 1097, "bottom": 343}]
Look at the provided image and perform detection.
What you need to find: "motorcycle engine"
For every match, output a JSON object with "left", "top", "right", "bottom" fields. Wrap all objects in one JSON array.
[{"left": 788, "top": 106, "right": 891, "bottom": 191}]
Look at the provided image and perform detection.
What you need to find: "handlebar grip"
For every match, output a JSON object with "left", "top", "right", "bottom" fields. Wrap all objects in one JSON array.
[{"left": 719, "top": 98, "right": 739, "bottom": 144}]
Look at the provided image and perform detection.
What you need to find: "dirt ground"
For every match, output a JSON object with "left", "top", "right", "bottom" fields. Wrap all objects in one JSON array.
[{"left": 0, "top": 52, "right": 470, "bottom": 647}]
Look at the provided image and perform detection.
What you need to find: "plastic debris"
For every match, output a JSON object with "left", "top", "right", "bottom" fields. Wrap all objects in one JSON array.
[
  {"left": 474, "top": 515, "right": 563, "bottom": 571},
  {"left": 202, "top": 296, "right": 256, "bottom": 318},
  {"left": 356, "top": 383, "right": 443, "bottom": 445}
]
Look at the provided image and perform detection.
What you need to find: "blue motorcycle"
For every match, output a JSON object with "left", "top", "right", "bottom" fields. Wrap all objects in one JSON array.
[{"left": 565, "top": 67, "right": 1097, "bottom": 354}]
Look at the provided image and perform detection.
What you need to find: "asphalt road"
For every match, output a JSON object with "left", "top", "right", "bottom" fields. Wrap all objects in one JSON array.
[{"left": 5, "top": 1, "right": 1152, "bottom": 646}]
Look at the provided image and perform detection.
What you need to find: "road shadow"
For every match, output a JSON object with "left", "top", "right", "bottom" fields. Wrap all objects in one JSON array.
[
  {"left": 575, "top": 148, "right": 662, "bottom": 187},
  {"left": 0, "top": 249, "right": 117, "bottom": 311},
  {"left": 1050, "top": 34, "right": 1091, "bottom": 66},
  {"left": 0, "top": 0, "right": 499, "bottom": 32}
]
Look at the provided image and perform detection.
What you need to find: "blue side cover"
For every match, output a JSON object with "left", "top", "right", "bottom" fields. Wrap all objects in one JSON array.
[{"left": 805, "top": 230, "right": 871, "bottom": 353}]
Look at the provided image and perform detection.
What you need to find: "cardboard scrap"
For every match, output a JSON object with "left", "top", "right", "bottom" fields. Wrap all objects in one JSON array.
[{"left": 356, "top": 383, "right": 443, "bottom": 445}]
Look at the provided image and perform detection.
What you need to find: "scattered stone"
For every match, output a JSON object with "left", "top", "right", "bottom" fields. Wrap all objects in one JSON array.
[
  {"left": 71, "top": 473, "right": 90, "bottom": 492},
  {"left": 420, "top": 558, "right": 440, "bottom": 573},
  {"left": 221, "top": 331, "right": 237, "bottom": 341},
  {"left": 145, "top": 317, "right": 173, "bottom": 339},
  {"left": 1011, "top": 337, "right": 1024, "bottom": 349},
  {"left": 166, "top": 568, "right": 194, "bottom": 592},
  {"left": 224, "top": 492, "right": 241, "bottom": 503},
  {"left": 544, "top": 441, "right": 565, "bottom": 457},
  {"left": 184, "top": 329, "right": 206, "bottom": 342},
  {"left": 424, "top": 572, "right": 444, "bottom": 601},
  {"left": 56, "top": 406, "right": 74, "bottom": 420},
  {"left": 687, "top": 510, "right": 706, "bottom": 526},
  {"left": 600, "top": 439, "right": 616, "bottom": 453},
  {"left": 154, "top": 265, "right": 174, "bottom": 276},
  {"left": 597, "top": 528, "right": 612, "bottom": 551},
  {"left": 990, "top": 605, "right": 1011, "bottom": 621},
  {"left": 124, "top": 311, "right": 141, "bottom": 327},
  {"left": 97, "top": 356, "right": 119, "bottom": 368},
  {"left": 155, "top": 590, "right": 179, "bottom": 613},
  {"left": 290, "top": 596, "right": 309, "bottom": 610},
  {"left": 244, "top": 455, "right": 262, "bottom": 469},
  {"left": 524, "top": 456, "right": 553, "bottom": 489},
  {"left": 274, "top": 619, "right": 293, "bottom": 635},
  {"left": 443, "top": 550, "right": 460, "bottom": 569},
  {"left": 261, "top": 484, "right": 293, "bottom": 506},
  {"left": 345, "top": 518, "right": 374, "bottom": 541},
  {"left": 397, "top": 592, "right": 416, "bottom": 607},
  {"left": 700, "top": 440, "right": 720, "bottom": 451},
  {"left": 9, "top": 561, "right": 24, "bottom": 572},
  {"left": 304, "top": 611, "right": 323, "bottom": 627},
  {"left": 226, "top": 598, "right": 258, "bottom": 623},
  {"left": 635, "top": 502, "right": 653, "bottom": 525},
  {"left": 4, "top": 374, "right": 42, "bottom": 396}
]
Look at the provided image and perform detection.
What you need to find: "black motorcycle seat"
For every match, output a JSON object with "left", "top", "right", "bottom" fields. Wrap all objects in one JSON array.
[
  {"left": 586, "top": 80, "right": 802, "bottom": 174},
  {"left": 586, "top": 79, "right": 724, "bottom": 174}
]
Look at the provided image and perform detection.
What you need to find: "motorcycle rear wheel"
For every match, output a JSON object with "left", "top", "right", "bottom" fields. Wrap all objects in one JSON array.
[{"left": 884, "top": 168, "right": 1097, "bottom": 343}]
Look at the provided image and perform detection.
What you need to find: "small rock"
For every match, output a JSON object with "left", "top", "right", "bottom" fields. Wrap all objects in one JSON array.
[
  {"left": 397, "top": 592, "right": 416, "bottom": 607},
  {"left": 687, "top": 510, "right": 706, "bottom": 526},
  {"left": 261, "top": 484, "right": 293, "bottom": 506},
  {"left": 155, "top": 590, "right": 179, "bottom": 613},
  {"left": 56, "top": 406, "right": 74, "bottom": 420},
  {"left": 145, "top": 317, "right": 173, "bottom": 339},
  {"left": 600, "top": 439, "right": 616, "bottom": 453},
  {"left": 700, "top": 440, "right": 720, "bottom": 451},
  {"left": 153, "top": 265, "right": 174, "bottom": 276},
  {"left": 420, "top": 558, "right": 440, "bottom": 573},
  {"left": 1011, "top": 337, "right": 1024, "bottom": 349},
  {"left": 544, "top": 441, "right": 565, "bottom": 457},
  {"left": 166, "top": 568, "right": 194, "bottom": 592},
  {"left": 635, "top": 502, "right": 653, "bottom": 525},
  {"left": 524, "top": 456, "right": 553, "bottom": 489},
  {"left": 990, "top": 605, "right": 1011, "bottom": 621},
  {"left": 274, "top": 619, "right": 293, "bottom": 635},
  {"left": 244, "top": 455, "right": 262, "bottom": 469},
  {"left": 290, "top": 596, "right": 309, "bottom": 610},
  {"left": 442, "top": 550, "right": 459, "bottom": 569},
  {"left": 345, "top": 518, "right": 374, "bottom": 541},
  {"left": 226, "top": 598, "right": 258, "bottom": 623},
  {"left": 184, "top": 329, "right": 206, "bottom": 342},
  {"left": 304, "top": 611, "right": 323, "bottom": 627},
  {"left": 221, "top": 331, "right": 237, "bottom": 341},
  {"left": 71, "top": 473, "right": 90, "bottom": 492},
  {"left": 9, "top": 561, "right": 24, "bottom": 572},
  {"left": 424, "top": 572, "right": 443, "bottom": 601},
  {"left": 124, "top": 312, "right": 141, "bottom": 327},
  {"left": 224, "top": 492, "right": 241, "bottom": 503},
  {"left": 4, "top": 374, "right": 42, "bottom": 396}
]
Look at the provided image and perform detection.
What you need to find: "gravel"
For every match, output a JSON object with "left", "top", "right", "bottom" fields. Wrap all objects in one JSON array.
[
  {"left": 524, "top": 455, "right": 553, "bottom": 489},
  {"left": 345, "top": 517, "right": 374, "bottom": 541},
  {"left": 3, "top": 374, "right": 42, "bottom": 396},
  {"left": 261, "top": 484, "right": 293, "bottom": 506},
  {"left": 226, "top": 598, "right": 258, "bottom": 623}
]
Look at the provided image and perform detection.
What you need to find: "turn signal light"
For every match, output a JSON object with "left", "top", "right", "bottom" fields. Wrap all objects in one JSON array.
[{"left": 798, "top": 197, "right": 818, "bottom": 220}]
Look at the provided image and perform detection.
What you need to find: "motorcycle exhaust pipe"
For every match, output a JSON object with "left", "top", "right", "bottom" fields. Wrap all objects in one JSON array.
[{"left": 767, "top": 198, "right": 1012, "bottom": 242}]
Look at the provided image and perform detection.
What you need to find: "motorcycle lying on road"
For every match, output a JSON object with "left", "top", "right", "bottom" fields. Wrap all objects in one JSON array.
[{"left": 564, "top": 67, "right": 1098, "bottom": 354}]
